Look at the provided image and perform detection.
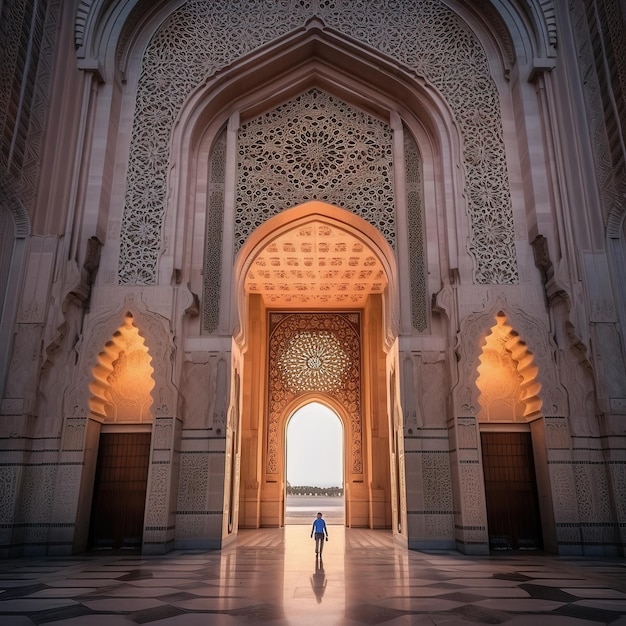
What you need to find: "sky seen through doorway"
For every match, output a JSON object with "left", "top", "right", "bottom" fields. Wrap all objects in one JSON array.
[{"left": 286, "top": 403, "right": 343, "bottom": 488}]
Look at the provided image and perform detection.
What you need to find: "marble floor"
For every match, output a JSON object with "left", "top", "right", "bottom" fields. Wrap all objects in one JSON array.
[{"left": 1, "top": 527, "right": 625, "bottom": 625}]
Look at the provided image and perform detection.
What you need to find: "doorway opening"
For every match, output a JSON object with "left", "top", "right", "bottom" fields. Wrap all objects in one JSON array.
[
  {"left": 285, "top": 402, "right": 344, "bottom": 525},
  {"left": 84, "top": 312, "right": 155, "bottom": 553},
  {"left": 88, "top": 431, "right": 151, "bottom": 551},
  {"left": 235, "top": 204, "right": 397, "bottom": 531},
  {"left": 481, "top": 431, "right": 543, "bottom": 551}
]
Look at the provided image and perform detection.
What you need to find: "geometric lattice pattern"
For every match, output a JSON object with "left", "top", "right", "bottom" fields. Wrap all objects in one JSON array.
[
  {"left": 236, "top": 89, "right": 395, "bottom": 251},
  {"left": 277, "top": 330, "right": 351, "bottom": 393},
  {"left": 119, "top": 0, "right": 517, "bottom": 285},
  {"left": 267, "top": 312, "right": 362, "bottom": 474},
  {"left": 404, "top": 130, "right": 428, "bottom": 331},
  {"left": 203, "top": 129, "right": 227, "bottom": 334}
]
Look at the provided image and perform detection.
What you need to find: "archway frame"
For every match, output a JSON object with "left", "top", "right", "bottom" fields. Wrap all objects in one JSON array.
[
  {"left": 234, "top": 202, "right": 400, "bottom": 352},
  {"left": 163, "top": 19, "right": 470, "bottom": 332},
  {"left": 283, "top": 395, "right": 347, "bottom": 508},
  {"left": 448, "top": 293, "right": 568, "bottom": 553},
  {"left": 231, "top": 204, "right": 399, "bottom": 530},
  {"left": 61, "top": 294, "right": 181, "bottom": 554}
]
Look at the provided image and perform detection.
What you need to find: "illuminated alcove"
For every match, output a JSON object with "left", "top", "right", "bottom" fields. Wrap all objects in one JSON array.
[
  {"left": 88, "top": 312, "right": 155, "bottom": 423},
  {"left": 77, "top": 313, "right": 156, "bottom": 552},
  {"left": 476, "top": 311, "right": 542, "bottom": 422}
]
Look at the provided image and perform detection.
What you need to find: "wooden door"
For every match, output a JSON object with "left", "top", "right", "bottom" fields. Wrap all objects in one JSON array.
[
  {"left": 88, "top": 432, "right": 151, "bottom": 551},
  {"left": 481, "top": 431, "right": 542, "bottom": 551}
]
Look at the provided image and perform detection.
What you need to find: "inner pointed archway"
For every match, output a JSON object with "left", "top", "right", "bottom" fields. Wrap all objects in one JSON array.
[
  {"left": 234, "top": 202, "right": 398, "bottom": 531},
  {"left": 243, "top": 205, "right": 389, "bottom": 309},
  {"left": 285, "top": 402, "right": 344, "bottom": 525}
]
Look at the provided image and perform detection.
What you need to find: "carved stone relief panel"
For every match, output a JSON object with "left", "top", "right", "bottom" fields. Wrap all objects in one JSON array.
[
  {"left": 154, "top": 422, "right": 172, "bottom": 450},
  {"left": 609, "top": 462, "right": 626, "bottom": 520},
  {"left": 545, "top": 417, "right": 570, "bottom": 449},
  {"left": 236, "top": 89, "right": 395, "bottom": 251},
  {"left": 177, "top": 454, "right": 209, "bottom": 512},
  {"left": 459, "top": 463, "right": 486, "bottom": 527},
  {"left": 549, "top": 463, "right": 579, "bottom": 523},
  {"left": 456, "top": 417, "right": 478, "bottom": 450},
  {"left": 404, "top": 131, "right": 427, "bottom": 331},
  {"left": 15, "top": 465, "right": 56, "bottom": 528},
  {"left": 120, "top": 0, "right": 516, "bottom": 286},
  {"left": 144, "top": 464, "right": 169, "bottom": 528},
  {"left": 52, "top": 465, "right": 81, "bottom": 521},
  {"left": 267, "top": 312, "right": 361, "bottom": 475},
  {"left": 422, "top": 452, "right": 454, "bottom": 513},
  {"left": 203, "top": 129, "right": 226, "bottom": 334},
  {"left": 180, "top": 353, "right": 229, "bottom": 433},
  {"left": 0, "top": 468, "right": 18, "bottom": 536}
]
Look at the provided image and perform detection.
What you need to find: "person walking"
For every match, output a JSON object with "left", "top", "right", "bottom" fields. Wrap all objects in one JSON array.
[{"left": 311, "top": 512, "right": 329, "bottom": 556}]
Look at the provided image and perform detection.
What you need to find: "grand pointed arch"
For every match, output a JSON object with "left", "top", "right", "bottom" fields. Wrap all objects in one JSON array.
[
  {"left": 164, "top": 18, "right": 464, "bottom": 323},
  {"left": 232, "top": 201, "right": 401, "bottom": 531},
  {"left": 106, "top": 2, "right": 527, "bottom": 288},
  {"left": 233, "top": 201, "right": 400, "bottom": 351}
]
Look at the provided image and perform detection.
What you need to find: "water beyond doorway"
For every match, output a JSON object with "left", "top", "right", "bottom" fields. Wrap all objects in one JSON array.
[{"left": 285, "top": 495, "right": 345, "bottom": 525}]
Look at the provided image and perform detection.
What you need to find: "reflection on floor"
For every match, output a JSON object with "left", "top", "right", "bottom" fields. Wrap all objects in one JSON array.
[{"left": 0, "top": 526, "right": 625, "bottom": 625}]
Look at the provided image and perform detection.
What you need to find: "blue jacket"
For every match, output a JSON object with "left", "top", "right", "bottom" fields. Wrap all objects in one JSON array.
[{"left": 312, "top": 518, "right": 328, "bottom": 535}]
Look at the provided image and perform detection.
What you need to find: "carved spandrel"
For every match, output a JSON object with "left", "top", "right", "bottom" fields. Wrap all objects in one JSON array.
[{"left": 120, "top": 1, "right": 516, "bottom": 286}]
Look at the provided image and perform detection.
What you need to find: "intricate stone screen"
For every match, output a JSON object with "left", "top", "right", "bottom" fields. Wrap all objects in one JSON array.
[
  {"left": 203, "top": 129, "right": 226, "bottom": 334},
  {"left": 236, "top": 89, "right": 395, "bottom": 251},
  {"left": 119, "top": 0, "right": 517, "bottom": 285},
  {"left": 267, "top": 312, "right": 362, "bottom": 475},
  {"left": 405, "top": 130, "right": 428, "bottom": 331},
  {"left": 278, "top": 330, "right": 351, "bottom": 393}
]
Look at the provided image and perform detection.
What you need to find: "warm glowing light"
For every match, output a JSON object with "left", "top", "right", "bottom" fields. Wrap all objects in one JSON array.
[
  {"left": 476, "top": 313, "right": 541, "bottom": 421},
  {"left": 89, "top": 314, "right": 154, "bottom": 422}
]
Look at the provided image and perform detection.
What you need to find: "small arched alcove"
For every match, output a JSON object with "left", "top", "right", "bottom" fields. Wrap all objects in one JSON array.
[
  {"left": 85, "top": 312, "right": 155, "bottom": 552},
  {"left": 476, "top": 310, "right": 544, "bottom": 552}
]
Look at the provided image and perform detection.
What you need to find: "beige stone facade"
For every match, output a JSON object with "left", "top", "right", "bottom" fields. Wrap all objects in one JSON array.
[{"left": 0, "top": 0, "right": 624, "bottom": 558}]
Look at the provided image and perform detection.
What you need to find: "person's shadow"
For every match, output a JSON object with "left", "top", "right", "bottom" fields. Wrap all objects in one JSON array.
[{"left": 310, "top": 557, "right": 327, "bottom": 603}]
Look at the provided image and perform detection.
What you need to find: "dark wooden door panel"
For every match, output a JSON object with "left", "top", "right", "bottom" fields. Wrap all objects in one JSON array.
[
  {"left": 89, "top": 432, "right": 151, "bottom": 550},
  {"left": 481, "top": 431, "right": 542, "bottom": 551}
]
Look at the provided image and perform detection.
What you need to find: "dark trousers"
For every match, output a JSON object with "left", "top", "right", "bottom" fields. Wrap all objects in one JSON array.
[{"left": 314, "top": 532, "right": 326, "bottom": 554}]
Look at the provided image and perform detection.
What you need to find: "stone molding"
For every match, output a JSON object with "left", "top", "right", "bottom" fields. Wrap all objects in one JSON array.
[{"left": 113, "top": 1, "right": 518, "bottom": 286}]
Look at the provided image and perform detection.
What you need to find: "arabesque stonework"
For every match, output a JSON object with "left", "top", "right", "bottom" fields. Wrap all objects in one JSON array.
[{"left": 0, "top": 0, "right": 624, "bottom": 558}]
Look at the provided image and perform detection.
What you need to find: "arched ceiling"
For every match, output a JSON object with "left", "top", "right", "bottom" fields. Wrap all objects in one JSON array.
[{"left": 245, "top": 220, "right": 387, "bottom": 307}]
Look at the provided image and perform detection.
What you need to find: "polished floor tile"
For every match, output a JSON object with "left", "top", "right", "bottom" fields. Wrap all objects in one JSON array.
[{"left": 0, "top": 526, "right": 624, "bottom": 625}]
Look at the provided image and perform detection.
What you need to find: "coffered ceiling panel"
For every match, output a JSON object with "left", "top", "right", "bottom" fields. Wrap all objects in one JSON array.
[{"left": 245, "top": 221, "right": 387, "bottom": 307}]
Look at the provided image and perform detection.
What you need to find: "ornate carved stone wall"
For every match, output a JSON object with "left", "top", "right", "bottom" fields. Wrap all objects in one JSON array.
[
  {"left": 236, "top": 89, "right": 395, "bottom": 251},
  {"left": 203, "top": 129, "right": 226, "bottom": 334},
  {"left": 119, "top": 0, "right": 517, "bottom": 286},
  {"left": 267, "top": 312, "right": 361, "bottom": 475},
  {"left": 404, "top": 131, "right": 427, "bottom": 332}
]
